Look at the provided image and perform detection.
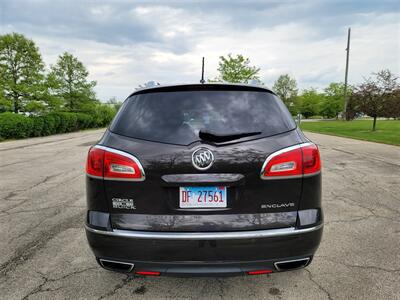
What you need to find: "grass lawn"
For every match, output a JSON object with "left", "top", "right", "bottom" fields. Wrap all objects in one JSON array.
[{"left": 300, "top": 120, "right": 400, "bottom": 146}]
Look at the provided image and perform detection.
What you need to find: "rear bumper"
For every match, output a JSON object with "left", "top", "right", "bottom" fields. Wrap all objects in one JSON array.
[
  {"left": 85, "top": 223, "right": 323, "bottom": 276},
  {"left": 97, "top": 256, "right": 313, "bottom": 277}
]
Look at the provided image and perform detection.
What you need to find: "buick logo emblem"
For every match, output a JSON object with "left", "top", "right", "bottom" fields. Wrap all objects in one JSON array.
[{"left": 192, "top": 148, "right": 214, "bottom": 170}]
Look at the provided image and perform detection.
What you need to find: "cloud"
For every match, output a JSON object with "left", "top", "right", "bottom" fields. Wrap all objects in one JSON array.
[{"left": 0, "top": 0, "right": 399, "bottom": 101}]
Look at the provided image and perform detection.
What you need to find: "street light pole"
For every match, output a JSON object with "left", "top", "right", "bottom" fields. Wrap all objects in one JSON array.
[{"left": 343, "top": 27, "right": 351, "bottom": 120}]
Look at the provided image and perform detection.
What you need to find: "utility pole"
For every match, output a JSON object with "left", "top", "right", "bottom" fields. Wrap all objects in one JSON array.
[
  {"left": 200, "top": 57, "right": 205, "bottom": 84},
  {"left": 343, "top": 27, "right": 351, "bottom": 120}
]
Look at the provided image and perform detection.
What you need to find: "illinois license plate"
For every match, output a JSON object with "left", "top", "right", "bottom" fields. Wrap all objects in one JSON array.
[{"left": 179, "top": 186, "right": 227, "bottom": 208}]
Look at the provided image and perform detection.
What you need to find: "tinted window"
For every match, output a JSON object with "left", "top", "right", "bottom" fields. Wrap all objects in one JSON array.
[{"left": 110, "top": 90, "right": 295, "bottom": 145}]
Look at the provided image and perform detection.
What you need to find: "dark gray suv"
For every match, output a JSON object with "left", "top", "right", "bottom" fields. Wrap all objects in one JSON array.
[{"left": 85, "top": 83, "right": 323, "bottom": 277}]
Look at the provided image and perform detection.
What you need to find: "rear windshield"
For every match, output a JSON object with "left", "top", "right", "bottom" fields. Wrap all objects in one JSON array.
[{"left": 110, "top": 90, "right": 296, "bottom": 145}]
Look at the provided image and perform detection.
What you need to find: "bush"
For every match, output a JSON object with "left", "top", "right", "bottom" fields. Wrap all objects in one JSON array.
[
  {"left": 50, "top": 113, "right": 63, "bottom": 133},
  {"left": 31, "top": 116, "right": 45, "bottom": 137},
  {"left": 48, "top": 112, "right": 78, "bottom": 133},
  {"left": 49, "top": 112, "right": 67, "bottom": 133},
  {"left": 76, "top": 113, "right": 93, "bottom": 129},
  {"left": 60, "top": 112, "right": 78, "bottom": 132},
  {"left": 0, "top": 112, "right": 33, "bottom": 139},
  {"left": 92, "top": 104, "right": 115, "bottom": 127},
  {"left": 0, "top": 107, "right": 116, "bottom": 141},
  {"left": 42, "top": 114, "right": 57, "bottom": 135}
]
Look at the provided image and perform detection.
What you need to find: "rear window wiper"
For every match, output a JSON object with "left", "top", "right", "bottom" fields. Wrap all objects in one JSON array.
[{"left": 199, "top": 130, "right": 261, "bottom": 143}]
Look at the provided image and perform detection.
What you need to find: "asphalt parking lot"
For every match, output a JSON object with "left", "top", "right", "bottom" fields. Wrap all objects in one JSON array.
[{"left": 0, "top": 129, "right": 399, "bottom": 299}]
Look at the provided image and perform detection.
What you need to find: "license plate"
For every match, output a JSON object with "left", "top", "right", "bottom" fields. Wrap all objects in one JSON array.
[{"left": 179, "top": 186, "right": 227, "bottom": 208}]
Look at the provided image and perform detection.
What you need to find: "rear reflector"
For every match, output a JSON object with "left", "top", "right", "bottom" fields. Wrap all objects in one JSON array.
[
  {"left": 135, "top": 271, "right": 160, "bottom": 276},
  {"left": 247, "top": 269, "right": 273, "bottom": 275},
  {"left": 260, "top": 143, "right": 321, "bottom": 179},
  {"left": 86, "top": 145, "right": 145, "bottom": 181}
]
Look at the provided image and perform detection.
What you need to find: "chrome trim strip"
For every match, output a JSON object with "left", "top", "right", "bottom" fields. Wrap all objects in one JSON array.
[
  {"left": 93, "top": 145, "right": 146, "bottom": 181},
  {"left": 274, "top": 257, "right": 310, "bottom": 271},
  {"left": 85, "top": 223, "right": 323, "bottom": 240},
  {"left": 161, "top": 173, "right": 244, "bottom": 183},
  {"left": 261, "top": 174, "right": 303, "bottom": 180},
  {"left": 260, "top": 142, "right": 316, "bottom": 180},
  {"left": 99, "top": 258, "right": 134, "bottom": 272}
]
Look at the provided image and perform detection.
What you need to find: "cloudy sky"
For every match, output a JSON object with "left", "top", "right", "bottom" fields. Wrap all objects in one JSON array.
[{"left": 0, "top": 0, "right": 399, "bottom": 101}]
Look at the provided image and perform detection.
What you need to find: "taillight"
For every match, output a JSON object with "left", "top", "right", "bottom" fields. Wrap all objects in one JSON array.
[
  {"left": 260, "top": 143, "right": 321, "bottom": 179},
  {"left": 302, "top": 143, "right": 321, "bottom": 175},
  {"left": 86, "top": 146, "right": 145, "bottom": 181},
  {"left": 86, "top": 147, "right": 105, "bottom": 178}
]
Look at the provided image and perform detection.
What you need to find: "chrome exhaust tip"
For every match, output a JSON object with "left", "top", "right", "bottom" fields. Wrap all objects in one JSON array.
[
  {"left": 274, "top": 257, "right": 311, "bottom": 271},
  {"left": 99, "top": 259, "right": 134, "bottom": 273}
]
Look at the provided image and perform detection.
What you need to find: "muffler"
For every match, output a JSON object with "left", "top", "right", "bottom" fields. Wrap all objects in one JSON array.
[
  {"left": 274, "top": 257, "right": 310, "bottom": 271},
  {"left": 99, "top": 259, "right": 134, "bottom": 273}
]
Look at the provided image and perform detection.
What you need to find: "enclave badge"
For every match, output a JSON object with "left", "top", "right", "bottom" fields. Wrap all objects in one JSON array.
[{"left": 261, "top": 202, "right": 295, "bottom": 209}]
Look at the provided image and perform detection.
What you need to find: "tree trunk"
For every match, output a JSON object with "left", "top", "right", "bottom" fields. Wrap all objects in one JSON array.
[
  {"left": 13, "top": 99, "right": 19, "bottom": 113},
  {"left": 372, "top": 116, "right": 377, "bottom": 131}
]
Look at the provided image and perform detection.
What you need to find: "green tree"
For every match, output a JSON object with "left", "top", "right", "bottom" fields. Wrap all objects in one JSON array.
[
  {"left": 377, "top": 70, "right": 400, "bottom": 119},
  {"left": 272, "top": 74, "right": 298, "bottom": 115},
  {"left": 106, "top": 97, "right": 123, "bottom": 111},
  {"left": 384, "top": 88, "right": 400, "bottom": 119},
  {"left": 0, "top": 33, "right": 46, "bottom": 113},
  {"left": 319, "top": 82, "right": 349, "bottom": 119},
  {"left": 210, "top": 54, "right": 261, "bottom": 84},
  {"left": 0, "top": 89, "right": 12, "bottom": 112},
  {"left": 48, "top": 52, "right": 97, "bottom": 111},
  {"left": 351, "top": 69, "right": 399, "bottom": 130},
  {"left": 298, "top": 89, "right": 322, "bottom": 119}
]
